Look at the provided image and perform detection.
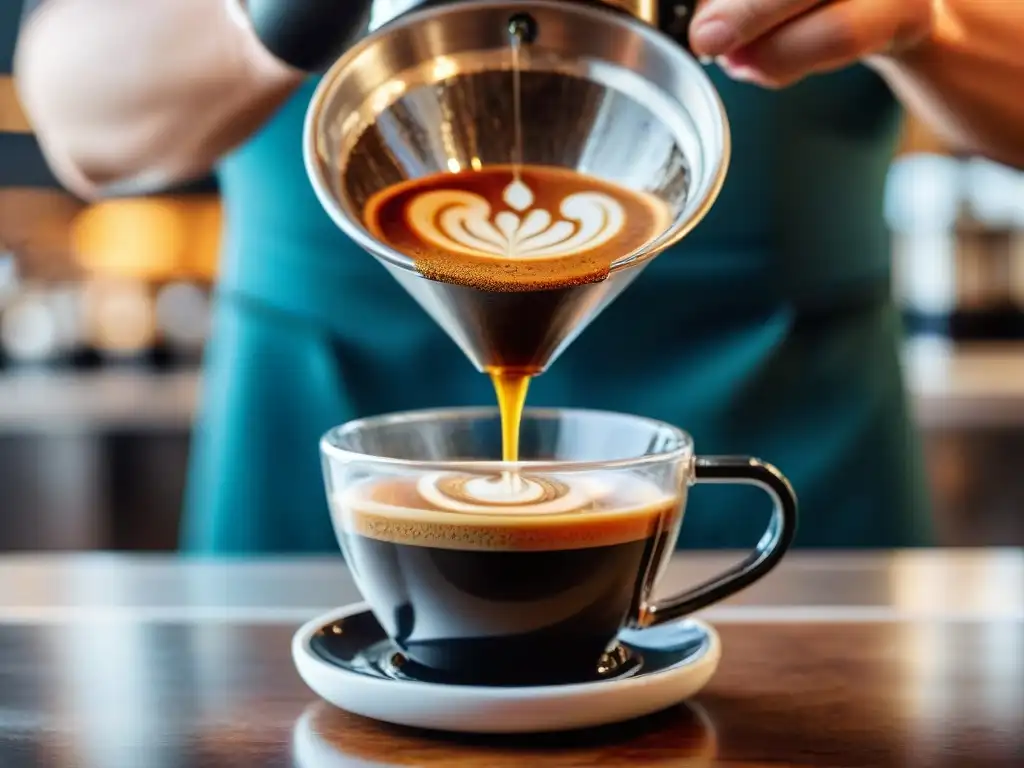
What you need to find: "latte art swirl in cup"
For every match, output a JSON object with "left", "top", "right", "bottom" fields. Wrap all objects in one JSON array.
[
  {"left": 417, "top": 472, "right": 603, "bottom": 516},
  {"left": 335, "top": 472, "right": 681, "bottom": 552}
]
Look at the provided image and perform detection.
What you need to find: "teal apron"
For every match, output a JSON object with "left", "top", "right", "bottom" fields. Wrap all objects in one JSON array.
[{"left": 182, "top": 67, "right": 933, "bottom": 553}]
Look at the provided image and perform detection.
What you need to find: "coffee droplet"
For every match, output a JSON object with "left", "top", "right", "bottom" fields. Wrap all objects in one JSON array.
[{"left": 417, "top": 472, "right": 594, "bottom": 516}]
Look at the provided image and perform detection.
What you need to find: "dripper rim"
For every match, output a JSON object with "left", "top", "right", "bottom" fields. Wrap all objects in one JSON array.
[{"left": 303, "top": 0, "right": 731, "bottom": 278}]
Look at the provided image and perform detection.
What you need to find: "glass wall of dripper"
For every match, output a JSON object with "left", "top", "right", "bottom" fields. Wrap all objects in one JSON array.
[{"left": 304, "top": 0, "right": 730, "bottom": 378}]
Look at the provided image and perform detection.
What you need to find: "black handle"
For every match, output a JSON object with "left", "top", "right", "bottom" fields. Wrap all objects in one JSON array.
[
  {"left": 641, "top": 457, "right": 798, "bottom": 625},
  {"left": 244, "top": 0, "right": 375, "bottom": 72},
  {"left": 657, "top": 0, "right": 699, "bottom": 53}
]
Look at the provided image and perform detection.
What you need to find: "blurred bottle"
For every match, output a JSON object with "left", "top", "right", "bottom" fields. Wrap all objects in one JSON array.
[
  {"left": 48, "top": 283, "right": 87, "bottom": 356},
  {"left": 0, "top": 252, "right": 16, "bottom": 292},
  {"left": 886, "top": 153, "right": 961, "bottom": 340},
  {"left": 0, "top": 253, "right": 17, "bottom": 330},
  {"left": 1008, "top": 173, "right": 1024, "bottom": 328},
  {"left": 0, "top": 285, "right": 89, "bottom": 368},
  {"left": 887, "top": 154, "right": 1024, "bottom": 341},
  {"left": 2, "top": 289, "right": 58, "bottom": 367},
  {"left": 154, "top": 280, "right": 211, "bottom": 365},
  {"left": 959, "top": 158, "right": 1023, "bottom": 339},
  {"left": 0, "top": 256, "right": 71, "bottom": 368}
]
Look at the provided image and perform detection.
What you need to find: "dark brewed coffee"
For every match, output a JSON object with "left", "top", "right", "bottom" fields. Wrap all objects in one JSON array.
[
  {"left": 333, "top": 471, "right": 682, "bottom": 686},
  {"left": 361, "top": 164, "right": 669, "bottom": 376}
]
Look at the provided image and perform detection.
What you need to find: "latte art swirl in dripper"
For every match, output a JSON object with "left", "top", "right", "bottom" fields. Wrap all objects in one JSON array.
[
  {"left": 363, "top": 165, "right": 671, "bottom": 292},
  {"left": 405, "top": 179, "right": 627, "bottom": 261}
]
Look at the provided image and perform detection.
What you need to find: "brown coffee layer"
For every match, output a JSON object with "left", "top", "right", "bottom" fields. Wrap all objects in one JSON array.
[
  {"left": 363, "top": 164, "right": 670, "bottom": 292},
  {"left": 334, "top": 474, "right": 683, "bottom": 552}
]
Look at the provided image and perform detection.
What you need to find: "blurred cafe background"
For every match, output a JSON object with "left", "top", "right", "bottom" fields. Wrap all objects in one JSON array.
[{"left": 1, "top": 1, "right": 1023, "bottom": 553}]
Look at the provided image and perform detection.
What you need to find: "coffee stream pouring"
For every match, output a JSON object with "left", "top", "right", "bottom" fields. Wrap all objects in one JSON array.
[{"left": 237, "top": 0, "right": 730, "bottom": 378}]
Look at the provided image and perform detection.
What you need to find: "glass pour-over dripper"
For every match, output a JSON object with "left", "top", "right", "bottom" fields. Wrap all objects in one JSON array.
[{"left": 303, "top": 0, "right": 730, "bottom": 375}]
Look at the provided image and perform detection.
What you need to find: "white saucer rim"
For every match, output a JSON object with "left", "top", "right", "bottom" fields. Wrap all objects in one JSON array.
[
  {"left": 292, "top": 601, "right": 720, "bottom": 699},
  {"left": 291, "top": 700, "right": 721, "bottom": 765}
]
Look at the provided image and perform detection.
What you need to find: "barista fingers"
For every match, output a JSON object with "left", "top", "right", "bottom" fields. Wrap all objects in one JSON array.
[{"left": 225, "top": 0, "right": 252, "bottom": 32}]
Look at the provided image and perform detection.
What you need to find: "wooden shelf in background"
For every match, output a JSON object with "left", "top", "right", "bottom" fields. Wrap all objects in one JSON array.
[{"left": 0, "top": 76, "right": 30, "bottom": 134}]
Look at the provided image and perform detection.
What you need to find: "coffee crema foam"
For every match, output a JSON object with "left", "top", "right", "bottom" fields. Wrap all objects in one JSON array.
[
  {"left": 418, "top": 473, "right": 593, "bottom": 516},
  {"left": 335, "top": 472, "right": 680, "bottom": 552},
  {"left": 363, "top": 165, "right": 671, "bottom": 292}
]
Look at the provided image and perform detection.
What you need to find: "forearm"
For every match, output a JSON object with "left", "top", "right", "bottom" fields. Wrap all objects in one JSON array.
[
  {"left": 13, "top": 0, "right": 302, "bottom": 199},
  {"left": 874, "top": 0, "right": 1024, "bottom": 167}
]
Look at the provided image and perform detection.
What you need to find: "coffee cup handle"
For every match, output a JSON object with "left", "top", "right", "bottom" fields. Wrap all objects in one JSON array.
[{"left": 641, "top": 457, "right": 798, "bottom": 627}]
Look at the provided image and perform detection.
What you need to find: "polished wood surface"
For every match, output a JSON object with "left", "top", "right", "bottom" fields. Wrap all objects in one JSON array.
[{"left": 0, "top": 551, "right": 1021, "bottom": 767}]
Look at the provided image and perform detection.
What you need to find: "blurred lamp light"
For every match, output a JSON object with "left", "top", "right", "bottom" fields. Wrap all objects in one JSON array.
[{"left": 71, "top": 197, "right": 221, "bottom": 282}]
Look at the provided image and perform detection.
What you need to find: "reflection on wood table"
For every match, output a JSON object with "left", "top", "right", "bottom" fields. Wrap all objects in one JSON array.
[{"left": 0, "top": 551, "right": 1021, "bottom": 767}]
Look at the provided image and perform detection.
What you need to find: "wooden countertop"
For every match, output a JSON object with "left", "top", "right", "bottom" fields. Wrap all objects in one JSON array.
[{"left": 0, "top": 551, "right": 1020, "bottom": 767}]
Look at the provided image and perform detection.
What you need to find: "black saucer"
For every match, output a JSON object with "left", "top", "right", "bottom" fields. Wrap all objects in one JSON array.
[{"left": 308, "top": 607, "right": 712, "bottom": 688}]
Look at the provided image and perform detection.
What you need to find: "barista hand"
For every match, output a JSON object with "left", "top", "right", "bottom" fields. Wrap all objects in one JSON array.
[{"left": 689, "top": 0, "right": 933, "bottom": 88}]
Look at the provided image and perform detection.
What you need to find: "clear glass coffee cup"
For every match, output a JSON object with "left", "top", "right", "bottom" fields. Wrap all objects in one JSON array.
[{"left": 321, "top": 407, "right": 797, "bottom": 687}]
